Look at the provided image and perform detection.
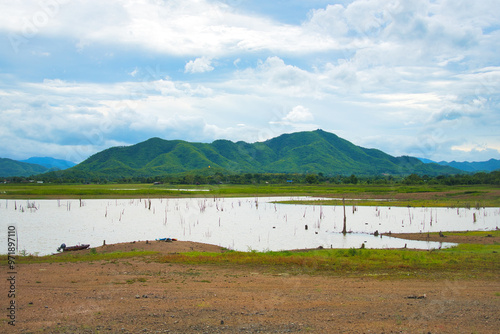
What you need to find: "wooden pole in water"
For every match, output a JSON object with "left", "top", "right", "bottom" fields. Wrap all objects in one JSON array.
[{"left": 342, "top": 197, "right": 347, "bottom": 235}]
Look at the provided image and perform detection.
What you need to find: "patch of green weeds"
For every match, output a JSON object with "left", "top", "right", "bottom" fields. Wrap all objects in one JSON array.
[{"left": 157, "top": 244, "right": 500, "bottom": 279}]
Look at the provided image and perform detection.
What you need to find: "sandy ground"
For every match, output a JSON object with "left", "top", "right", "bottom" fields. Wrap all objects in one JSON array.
[{"left": 3, "top": 238, "right": 499, "bottom": 334}]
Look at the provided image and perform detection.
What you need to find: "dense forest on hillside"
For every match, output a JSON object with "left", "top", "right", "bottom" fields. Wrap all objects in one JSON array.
[
  {"left": 4, "top": 131, "right": 499, "bottom": 185},
  {"left": 0, "top": 158, "right": 49, "bottom": 177},
  {"left": 19, "top": 130, "right": 462, "bottom": 180}
]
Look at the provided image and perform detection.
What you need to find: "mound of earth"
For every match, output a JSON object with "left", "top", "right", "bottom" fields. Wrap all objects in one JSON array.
[{"left": 94, "top": 239, "right": 226, "bottom": 255}]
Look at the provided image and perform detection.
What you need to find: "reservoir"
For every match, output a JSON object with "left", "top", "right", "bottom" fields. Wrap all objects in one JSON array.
[{"left": 1, "top": 197, "right": 498, "bottom": 255}]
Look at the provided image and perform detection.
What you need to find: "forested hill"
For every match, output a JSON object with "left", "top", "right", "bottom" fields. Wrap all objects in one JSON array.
[
  {"left": 0, "top": 157, "right": 75, "bottom": 178},
  {"left": 40, "top": 130, "right": 461, "bottom": 180},
  {"left": 0, "top": 158, "right": 48, "bottom": 177}
]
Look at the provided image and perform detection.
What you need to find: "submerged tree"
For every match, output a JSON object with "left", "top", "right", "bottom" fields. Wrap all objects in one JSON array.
[{"left": 342, "top": 197, "right": 347, "bottom": 235}]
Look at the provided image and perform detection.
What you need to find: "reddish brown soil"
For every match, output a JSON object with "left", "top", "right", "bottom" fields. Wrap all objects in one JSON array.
[{"left": 3, "top": 239, "right": 499, "bottom": 334}]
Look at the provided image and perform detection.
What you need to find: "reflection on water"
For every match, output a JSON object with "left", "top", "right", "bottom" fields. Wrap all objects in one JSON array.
[{"left": 1, "top": 197, "right": 498, "bottom": 255}]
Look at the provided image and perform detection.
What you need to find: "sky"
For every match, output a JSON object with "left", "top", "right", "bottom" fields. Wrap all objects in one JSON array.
[{"left": 1, "top": 0, "right": 499, "bottom": 164}]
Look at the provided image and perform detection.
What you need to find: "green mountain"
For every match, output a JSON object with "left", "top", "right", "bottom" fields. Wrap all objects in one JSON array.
[
  {"left": 44, "top": 129, "right": 461, "bottom": 180},
  {"left": 0, "top": 158, "right": 49, "bottom": 177}
]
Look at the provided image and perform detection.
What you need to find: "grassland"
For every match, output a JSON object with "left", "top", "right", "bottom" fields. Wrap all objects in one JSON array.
[
  {"left": 1, "top": 182, "right": 499, "bottom": 207},
  {"left": 3, "top": 232, "right": 498, "bottom": 280},
  {"left": 3, "top": 244, "right": 498, "bottom": 280},
  {"left": 158, "top": 245, "right": 499, "bottom": 279}
]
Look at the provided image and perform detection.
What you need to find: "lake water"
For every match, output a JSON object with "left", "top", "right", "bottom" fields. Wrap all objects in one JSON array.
[{"left": 1, "top": 197, "right": 499, "bottom": 255}]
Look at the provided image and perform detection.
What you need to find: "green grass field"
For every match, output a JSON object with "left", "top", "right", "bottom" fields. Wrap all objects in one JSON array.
[
  {"left": 1, "top": 182, "right": 499, "bottom": 207},
  {"left": 159, "top": 243, "right": 500, "bottom": 278},
  {"left": 2, "top": 242, "right": 498, "bottom": 279}
]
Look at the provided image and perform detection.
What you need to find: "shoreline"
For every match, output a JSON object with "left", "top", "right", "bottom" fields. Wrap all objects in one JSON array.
[
  {"left": 2, "top": 229, "right": 498, "bottom": 257},
  {"left": 50, "top": 229, "right": 499, "bottom": 257}
]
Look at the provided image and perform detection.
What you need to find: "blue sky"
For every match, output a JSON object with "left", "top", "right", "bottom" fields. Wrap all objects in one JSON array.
[{"left": 1, "top": 0, "right": 499, "bottom": 163}]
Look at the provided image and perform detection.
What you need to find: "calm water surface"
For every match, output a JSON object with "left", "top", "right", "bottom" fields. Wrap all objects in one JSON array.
[{"left": 1, "top": 197, "right": 499, "bottom": 255}]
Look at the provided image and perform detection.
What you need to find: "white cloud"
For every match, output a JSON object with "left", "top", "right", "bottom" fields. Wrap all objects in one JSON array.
[
  {"left": 0, "top": 0, "right": 499, "bottom": 163},
  {"left": 0, "top": 0, "right": 339, "bottom": 56},
  {"left": 0, "top": 0, "right": 497, "bottom": 61},
  {"left": 230, "top": 56, "right": 324, "bottom": 98},
  {"left": 452, "top": 143, "right": 497, "bottom": 154},
  {"left": 283, "top": 105, "right": 314, "bottom": 123},
  {"left": 185, "top": 57, "right": 215, "bottom": 74}
]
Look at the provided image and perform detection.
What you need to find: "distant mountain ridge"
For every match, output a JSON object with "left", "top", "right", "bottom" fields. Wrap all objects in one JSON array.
[
  {"left": 42, "top": 129, "right": 462, "bottom": 180},
  {"left": 419, "top": 158, "right": 500, "bottom": 172},
  {"left": 0, "top": 158, "right": 48, "bottom": 177},
  {"left": 438, "top": 159, "right": 500, "bottom": 172},
  {"left": 19, "top": 157, "right": 76, "bottom": 170},
  {"left": 0, "top": 157, "right": 76, "bottom": 178}
]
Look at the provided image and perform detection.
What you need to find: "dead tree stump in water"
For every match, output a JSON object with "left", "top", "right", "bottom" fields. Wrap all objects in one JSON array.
[{"left": 342, "top": 197, "right": 347, "bottom": 235}]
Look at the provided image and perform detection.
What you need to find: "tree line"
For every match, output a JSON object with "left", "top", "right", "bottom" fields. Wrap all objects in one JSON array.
[{"left": 4, "top": 170, "right": 500, "bottom": 185}]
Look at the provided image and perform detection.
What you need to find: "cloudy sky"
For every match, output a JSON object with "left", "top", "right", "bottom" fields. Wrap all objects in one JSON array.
[{"left": 1, "top": 0, "right": 499, "bottom": 164}]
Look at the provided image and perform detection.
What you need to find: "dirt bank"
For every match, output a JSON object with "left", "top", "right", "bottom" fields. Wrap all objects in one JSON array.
[
  {"left": 3, "top": 238, "right": 499, "bottom": 333},
  {"left": 87, "top": 239, "right": 227, "bottom": 255}
]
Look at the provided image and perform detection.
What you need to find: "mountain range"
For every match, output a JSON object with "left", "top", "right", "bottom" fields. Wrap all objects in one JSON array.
[
  {"left": 3, "top": 130, "right": 498, "bottom": 179},
  {"left": 39, "top": 130, "right": 461, "bottom": 180}
]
